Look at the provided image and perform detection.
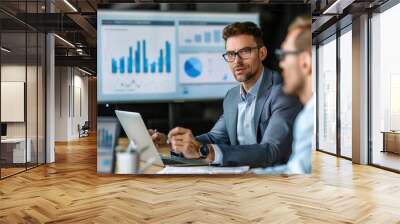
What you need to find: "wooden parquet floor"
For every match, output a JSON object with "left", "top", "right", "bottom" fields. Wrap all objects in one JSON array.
[{"left": 1, "top": 135, "right": 400, "bottom": 223}]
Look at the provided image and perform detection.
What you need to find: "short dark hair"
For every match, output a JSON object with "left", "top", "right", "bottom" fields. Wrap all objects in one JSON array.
[
  {"left": 288, "top": 15, "right": 312, "bottom": 52},
  {"left": 222, "top": 21, "right": 264, "bottom": 47}
]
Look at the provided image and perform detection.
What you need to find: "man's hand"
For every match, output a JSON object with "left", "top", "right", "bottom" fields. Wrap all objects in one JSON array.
[
  {"left": 148, "top": 129, "right": 168, "bottom": 147},
  {"left": 168, "top": 127, "right": 201, "bottom": 159}
]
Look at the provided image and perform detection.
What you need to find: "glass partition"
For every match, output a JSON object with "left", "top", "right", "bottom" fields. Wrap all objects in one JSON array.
[
  {"left": 0, "top": 1, "right": 46, "bottom": 179},
  {"left": 371, "top": 3, "right": 400, "bottom": 171},
  {"left": 1, "top": 30, "right": 28, "bottom": 177},
  {"left": 317, "top": 35, "right": 337, "bottom": 154}
]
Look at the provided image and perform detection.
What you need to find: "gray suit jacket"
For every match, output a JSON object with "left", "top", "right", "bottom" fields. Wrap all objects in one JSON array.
[{"left": 196, "top": 68, "right": 302, "bottom": 168}]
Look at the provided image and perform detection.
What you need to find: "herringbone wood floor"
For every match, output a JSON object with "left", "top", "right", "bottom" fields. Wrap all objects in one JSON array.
[{"left": 1, "top": 135, "right": 400, "bottom": 223}]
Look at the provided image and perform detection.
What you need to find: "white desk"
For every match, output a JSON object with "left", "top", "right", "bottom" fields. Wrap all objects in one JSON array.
[{"left": 1, "top": 138, "right": 32, "bottom": 163}]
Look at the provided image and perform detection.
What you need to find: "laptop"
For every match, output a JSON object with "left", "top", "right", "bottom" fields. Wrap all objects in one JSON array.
[{"left": 115, "top": 110, "right": 209, "bottom": 167}]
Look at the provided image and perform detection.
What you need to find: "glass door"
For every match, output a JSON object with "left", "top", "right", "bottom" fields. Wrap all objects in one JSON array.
[
  {"left": 370, "top": 2, "right": 400, "bottom": 171},
  {"left": 317, "top": 35, "right": 337, "bottom": 155}
]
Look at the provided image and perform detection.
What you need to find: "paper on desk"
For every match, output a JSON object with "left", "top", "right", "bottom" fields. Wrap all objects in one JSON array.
[{"left": 157, "top": 166, "right": 250, "bottom": 174}]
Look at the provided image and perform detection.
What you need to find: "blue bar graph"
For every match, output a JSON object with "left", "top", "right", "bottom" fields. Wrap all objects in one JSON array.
[
  {"left": 158, "top": 49, "right": 164, "bottom": 73},
  {"left": 111, "top": 40, "right": 171, "bottom": 75},
  {"left": 98, "top": 128, "right": 113, "bottom": 148},
  {"left": 204, "top": 32, "right": 211, "bottom": 43},
  {"left": 151, "top": 62, "right": 156, "bottom": 73},
  {"left": 128, "top": 47, "right": 133, "bottom": 73},
  {"left": 166, "top": 42, "right": 171, "bottom": 73},
  {"left": 112, "top": 59, "right": 118, "bottom": 73},
  {"left": 194, "top": 34, "right": 202, "bottom": 43},
  {"left": 184, "top": 29, "right": 223, "bottom": 45},
  {"left": 213, "top": 30, "right": 221, "bottom": 43},
  {"left": 142, "top": 40, "right": 148, "bottom": 73},
  {"left": 135, "top": 41, "right": 141, "bottom": 73},
  {"left": 119, "top": 57, "right": 125, "bottom": 73}
]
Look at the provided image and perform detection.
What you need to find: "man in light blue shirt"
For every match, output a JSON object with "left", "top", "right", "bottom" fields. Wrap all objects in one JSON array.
[
  {"left": 212, "top": 67, "right": 264, "bottom": 164},
  {"left": 253, "top": 97, "right": 314, "bottom": 174},
  {"left": 236, "top": 70, "right": 262, "bottom": 146},
  {"left": 254, "top": 16, "right": 314, "bottom": 174}
]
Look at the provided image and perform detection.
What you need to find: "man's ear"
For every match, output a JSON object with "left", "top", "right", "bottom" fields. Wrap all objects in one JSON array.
[
  {"left": 259, "top": 46, "right": 267, "bottom": 61},
  {"left": 299, "top": 52, "right": 312, "bottom": 76}
]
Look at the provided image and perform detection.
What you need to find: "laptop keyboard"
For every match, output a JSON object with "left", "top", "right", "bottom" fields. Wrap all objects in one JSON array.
[{"left": 161, "top": 157, "right": 186, "bottom": 165}]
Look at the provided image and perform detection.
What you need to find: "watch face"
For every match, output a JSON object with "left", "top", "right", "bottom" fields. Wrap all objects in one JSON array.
[{"left": 200, "top": 144, "right": 209, "bottom": 157}]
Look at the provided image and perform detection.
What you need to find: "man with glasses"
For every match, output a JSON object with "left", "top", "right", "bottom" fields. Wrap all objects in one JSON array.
[
  {"left": 151, "top": 22, "right": 302, "bottom": 168},
  {"left": 254, "top": 16, "right": 314, "bottom": 174}
]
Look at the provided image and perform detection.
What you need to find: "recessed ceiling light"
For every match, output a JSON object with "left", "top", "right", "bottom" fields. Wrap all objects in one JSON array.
[
  {"left": 54, "top": 34, "right": 75, "bottom": 48},
  {"left": 1, "top": 47, "right": 11, "bottom": 53},
  {"left": 63, "top": 0, "right": 78, "bottom": 12},
  {"left": 78, "top": 67, "right": 93, "bottom": 76},
  {"left": 323, "top": 0, "right": 354, "bottom": 15}
]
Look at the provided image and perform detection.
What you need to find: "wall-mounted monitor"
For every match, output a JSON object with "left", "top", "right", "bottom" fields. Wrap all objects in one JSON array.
[{"left": 97, "top": 11, "right": 259, "bottom": 103}]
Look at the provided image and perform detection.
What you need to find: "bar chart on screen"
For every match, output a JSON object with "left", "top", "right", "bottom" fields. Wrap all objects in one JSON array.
[
  {"left": 98, "top": 128, "right": 114, "bottom": 149},
  {"left": 98, "top": 12, "right": 259, "bottom": 102},
  {"left": 102, "top": 23, "right": 176, "bottom": 95},
  {"left": 110, "top": 40, "right": 172, "bottom": 75},
  {"left": 178, "top": 21, "right": 229, "bottom": 48}
]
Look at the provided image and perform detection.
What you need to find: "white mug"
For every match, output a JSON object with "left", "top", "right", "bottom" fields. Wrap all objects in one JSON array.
[{"left": 116, "top": 151, "right": 139, "bottom": 174}]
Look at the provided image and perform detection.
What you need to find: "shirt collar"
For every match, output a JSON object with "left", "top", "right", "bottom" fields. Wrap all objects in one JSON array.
[
  {"left": 240, "top": 68, "right": 264, "bottom": 101},
  {"left": 303, "top": 94, "right": 315, "bottom": 112}
]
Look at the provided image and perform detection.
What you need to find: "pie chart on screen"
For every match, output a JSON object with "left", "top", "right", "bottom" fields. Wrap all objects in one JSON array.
[{"left": 184, "top": 57, "right": 202, "bottom": 78}]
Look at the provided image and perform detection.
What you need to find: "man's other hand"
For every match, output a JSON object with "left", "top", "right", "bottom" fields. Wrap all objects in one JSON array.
[{"left": 148, "top": 129, "right": 168, "bottom": 147}]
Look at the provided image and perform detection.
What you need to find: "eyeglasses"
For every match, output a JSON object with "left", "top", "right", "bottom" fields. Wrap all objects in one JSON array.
[
  {"left": 275, "top": 49, "right": 302, "bottom": 61},
  {"left": 222, "top": 46, "right": 260, "bottom": 62}
]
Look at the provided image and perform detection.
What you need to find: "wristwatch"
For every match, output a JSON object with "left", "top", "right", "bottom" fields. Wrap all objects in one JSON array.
[{"left": 199, "top": 144, "right": 209, "bottom": 159}]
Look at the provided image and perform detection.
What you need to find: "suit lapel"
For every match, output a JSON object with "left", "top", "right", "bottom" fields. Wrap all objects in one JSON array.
[
  {"left": 254, "top": 68, "right": 274, "bottom": 141},
  {"left": 225, "top": 68, "right": 276, "bottom": 145},
  {"left": 225, "top": 87, "right": 240, "bottom": 145}
]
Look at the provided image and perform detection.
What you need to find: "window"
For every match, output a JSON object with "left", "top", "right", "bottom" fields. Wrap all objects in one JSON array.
[
  {"left": 370, "top": 2, "right": 400, "bottom": 171},
  {"left": 317, "top": 35, "right": 337, "bottom": 154},
  {"left": 312, "top": 45, "right": 317, "bottom": 150},
  {"left": 339, "top": 27, "right": 352, "bottom": 158}
]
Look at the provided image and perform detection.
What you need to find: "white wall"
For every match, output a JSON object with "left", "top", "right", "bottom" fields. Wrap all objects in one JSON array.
[
  {"left": 55, "top": 67, "right": 69, "bottom": 141},
  {"left": 55, "top": 67, "right": 89, "bottom": 141},
  {"left": 72, "top": 73, "right": 89, "bottom": 138},
  {"left": 1, "top": 65, "right": 26, "bottom": 139},
  {"left": 1, "top": 64, "right": 46, "bottom": 163},
  {"left": 1, "top": 65, "right": 42, "bottom": 138}
]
